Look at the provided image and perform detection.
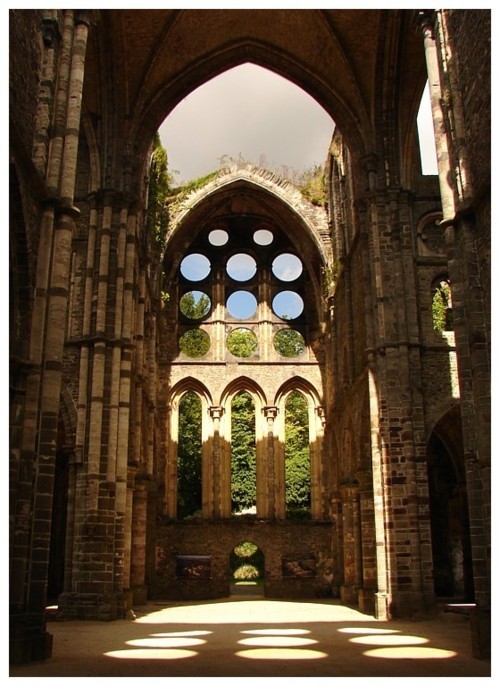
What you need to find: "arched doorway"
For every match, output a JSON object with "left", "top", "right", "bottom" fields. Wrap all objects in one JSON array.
[
  {"left": 427, "top": 408, "right": 474, "bottom": 600},
  {"left": 229, "top": 540, "right": 265, "bottom": 596}
]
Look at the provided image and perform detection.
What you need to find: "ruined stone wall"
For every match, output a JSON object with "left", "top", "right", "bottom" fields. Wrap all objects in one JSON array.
[
  {"left": 152, "top": 520, "right": 334, "bottom": 600},
  {"left": 446, "top": 10, "right": 490, "bottom": 198},
  {"left": 9, "top": 10, "right": 45, "bottom": 159}
]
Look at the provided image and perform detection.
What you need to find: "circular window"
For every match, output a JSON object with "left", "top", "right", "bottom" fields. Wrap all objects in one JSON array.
[
  {"left": 272, "top": 291, "right": 304, "bottom": 320},
  {"left": 227, "top": 328, "right": 258, "bottom": 358},
  {"left": 227, "top": 291, "right": 258, "bottom": 319},
  {"left": 274, "top": 329, "right": 305, "bottom": 357},
  {"left": 253, "top": 229, "right": 273, "bottom": 246},
  {"left": 209, "top": 228, "right": 229, "bottom": 246},
  {"left": 180, "top": 253, "right": 211, "bottom": 281},
  {"left": 180, "top": 291, "right": 211, "bottom": 319},
  {"left": 272, "top": 253, "right": 303, "bottom": 281},
  {"left": 226, "top": 253, "right": 257, "bottom": 281},
  {"left": 179, "top": 329, "right": 210, "bottom": 358}
]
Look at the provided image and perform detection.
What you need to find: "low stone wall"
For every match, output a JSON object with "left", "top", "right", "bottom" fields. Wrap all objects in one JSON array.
[{"left": 151, "top": 518, "right": 335, "bottom": 601}]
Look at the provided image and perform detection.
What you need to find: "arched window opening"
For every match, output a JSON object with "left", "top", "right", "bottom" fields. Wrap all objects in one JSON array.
[
  {"left": 285, "top": 391, "right": 311, "bottom": 518},
  {"left": 177, "top": 392, "right": 203, "bottom": 519},
  {"left": 432, "top": 278, "right": 453, "bottom": 333},
  {"left": 231, "top": 392, "right": 256, "bottom": 515},
  {"left": 417, "top": 83, "right": 438, "bottom": 175}
]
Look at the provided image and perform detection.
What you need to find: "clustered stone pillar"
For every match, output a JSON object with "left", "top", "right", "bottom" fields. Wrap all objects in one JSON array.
[
  {"left": 363, "top": 174, "right": 435, "bottom": 619},
  {"left": 10, "top": 10, "right": 90, "bottom": 663},
  {"left": 58, "top": 196, "right": 143, "bottom": 621},
  {"left": 419, "top": 10, "right": 490, "bottom": 658}
]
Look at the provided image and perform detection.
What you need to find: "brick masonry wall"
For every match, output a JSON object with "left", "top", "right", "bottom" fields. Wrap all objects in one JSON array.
[
  {"left": 447, "top": 10, "right": 490, "bottom": 198},
  {"left": 152, "top": 519, "right": 334, "bottom": 600}
]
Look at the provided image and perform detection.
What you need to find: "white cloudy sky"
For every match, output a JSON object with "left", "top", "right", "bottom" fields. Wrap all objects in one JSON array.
[
  {"left": 159, "top": 63, "right": 437, "bottom": 184},
  {"left": 159, "top": 64, "right": 335, "bottom": 184}
]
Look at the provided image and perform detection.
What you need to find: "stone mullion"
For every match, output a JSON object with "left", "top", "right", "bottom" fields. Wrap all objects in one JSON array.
[
  {"left": 212, "top": 269, "right": 225, "bottom": 360},
  {"left": 309, "top": 403, "right": 325, "bottom": 520},
  {"left": 259, "top": 268, "right": 272, "bottom": 360},
  {"left": 211, "top": 406, "right": 228, "bottom": 518},
  {"left": 273, "top": 403, "right": 286, "bottom": 519},
  {"left": 165, "top": 403, "right": 178, "bottom": 519},
  {"left": 262, "top": 406, "right": 278, "bottom": 518},
  {"left": 201, "top": 400, "right": 213, "bottom": 518}
]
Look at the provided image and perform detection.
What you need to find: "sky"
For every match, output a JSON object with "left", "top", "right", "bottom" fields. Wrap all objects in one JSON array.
[
  {"left": 159, "top": 62, "right": 437, "bottom": 185},
  {"left": 159, "top": 63, "right": 335, "bottom": 184}
]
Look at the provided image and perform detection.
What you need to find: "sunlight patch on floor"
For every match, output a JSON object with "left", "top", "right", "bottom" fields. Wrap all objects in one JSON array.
[
  {"left": 126, "top": 637, "right": 207, "bottom": 648},
  {"left": 338, "top": 627, "right": 399, "bottom": 635},
  {"left": 242, "top": 628, "right": 311, "bottom": 635},
  {"left": 105, "top": 648, "right": 198, "bottom": 660},
  {"left": 236, "top": 648, "right": 327, "bottom": 660},
  {"left": 238, "top": 636, "right": 317, "bottom": 647},
  {"left": 364, "top": 646, "right": 457, "bottom": 659},
  {"left": 350, "top": 634, "right": 428, "bottom": 646}
]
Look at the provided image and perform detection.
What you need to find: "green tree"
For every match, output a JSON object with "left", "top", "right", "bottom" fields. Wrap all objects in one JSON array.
[
  {"left": 274, "top": 328, "right": 305, "bottom": 357},
  {"left": 432, "top": 280, "right": 453, "bottom": 333},
  {"left": 177, "top": 392, "right": 202, "bottom": 518},
  {"left": 231, "top": 392, "right": 256, "bottom": 512},
  {"left": 227, "top": 328, "right": 258, "bottom": 358},
  {"left": 180, "top": 291, "right": 211, "bottom": 319},
  {"left": 285, "top": 391, "right": 311, "bottom": 516},
  {"left": 179, "top": 329, "right": 210, "bottom": 358}
]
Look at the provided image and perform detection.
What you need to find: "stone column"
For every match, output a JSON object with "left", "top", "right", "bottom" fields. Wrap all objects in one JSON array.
[
  {"left": 419, "top": 10, "right": 490, "bottom": 657},
  {"left": 10, "top": 11, "right": 90, "bottom": 664},
  {"left": 310, "top": 404, "right": 326, "bottom": 519},
  {"left": 263, "top": 406, "right": 279, "bottom": 518},
  {"left": 210, "top": 406, "right": 227, "bottom": 517},
  {"left": 363, "top": 181, "right": 435, "bottom": 620}
]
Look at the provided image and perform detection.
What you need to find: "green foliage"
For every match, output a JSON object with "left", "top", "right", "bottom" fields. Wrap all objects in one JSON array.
[
  {"left": 432, "top": 280, "right": 453, "bottom": 333},
  {"left": 180, "top": 291, "right": 211, "bottom": 319},
  {"left": 233, "top": 564, "right": 260, "bottom": 580},
  {"left": 297, "top": 164, "right": 326, "bottom": 205},
  {"left": 230, "top": 540, "right": 264, "bottom": 581},
  {"left": 285, "top": 391, "right": 311, "bottom": 515},
  {"left": 179, "top": 329, "right": 210, "bottom": 357},
  {"left": 177, "top": 392, "right": 202, "bottom": 519},
  {"left": 274, "top": 328, "right": 305, "bottom": 357},
  {"left": 166, "top": 170, "right": 220, "bottom": 212},
  {"left": 227, "top": 328, "right": 258, "bottom": 358},
  {"left": 233, "top": 541, "right": 258, "bottom": 558},
  {"left": 231, "top": 393, "right": 256, "bottom": 512},
  {"left": 147, "top": 133, "right": 173, "bottom": 249}
]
